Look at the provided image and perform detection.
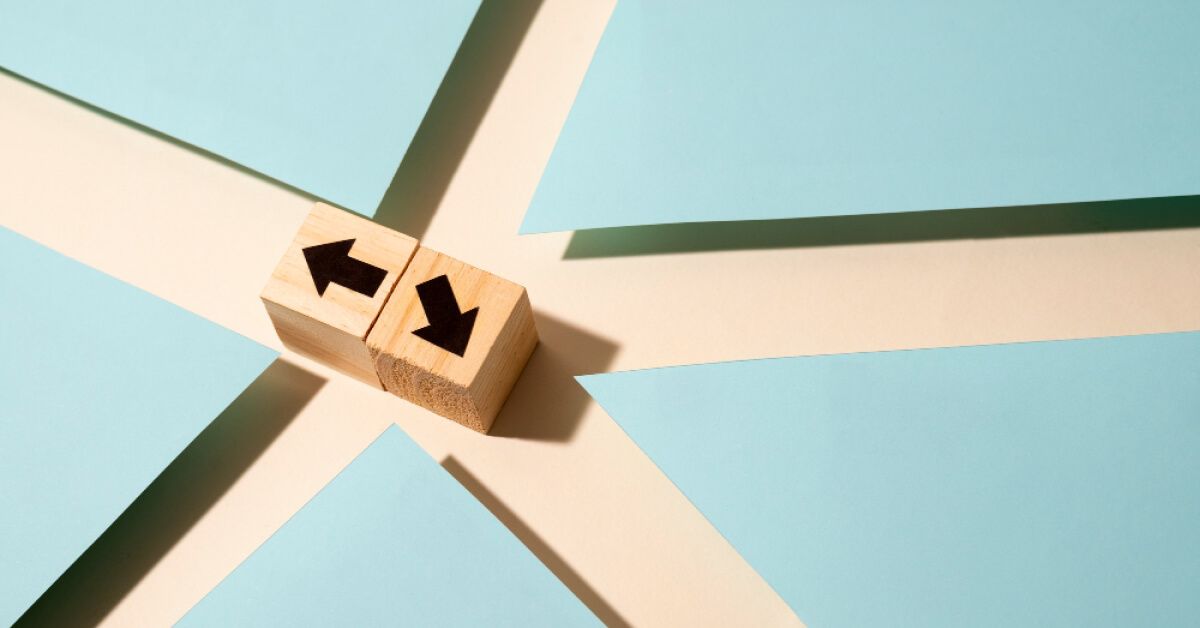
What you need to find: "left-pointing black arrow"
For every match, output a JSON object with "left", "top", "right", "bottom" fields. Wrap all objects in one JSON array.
[{"left": 302, "top": 239, "right": 387, "bottom": 298}]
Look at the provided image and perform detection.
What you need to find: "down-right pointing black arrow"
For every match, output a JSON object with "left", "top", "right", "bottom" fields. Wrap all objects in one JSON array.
[{"left": 412, "top": 275, "right": 478, "bottom": 357}]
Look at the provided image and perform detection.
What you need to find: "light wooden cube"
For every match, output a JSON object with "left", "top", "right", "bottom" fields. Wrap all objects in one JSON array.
[
  {"left": 367, "top": 246, "right": 539, "bottom": 433},
  {"left": 261, "top": 203, "right": 418, "bottom": 387}
]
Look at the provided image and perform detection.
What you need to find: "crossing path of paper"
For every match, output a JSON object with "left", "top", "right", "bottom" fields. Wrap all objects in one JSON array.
[
  {"left": 580, "top": 332, "right": 1200, "bottom": 627},
  {"left": 0, "top": 0, "right": 479, "bottom": 215},
  {"left": 0, "top": 228, "right": 277, "bottom": 624},
  {"left": 180, "top": 426, "right": 598, "bottom": 626},
  {"left": 523, "top": 1, "right": 1200, "bottom": 232}
]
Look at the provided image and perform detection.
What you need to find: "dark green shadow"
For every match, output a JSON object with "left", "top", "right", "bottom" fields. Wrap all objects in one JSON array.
[
  {"left": 442, "top": 456, "right": 631, "bottom": 628},
  {"left": 16, "top": 359, "right": 325, "bottom": 627},
  {"left": 0, "top": 67, "right": 320, "bottom": 205},
  {"left": 371, "top": 0, "right": 545, "bottom": 239},
  {"left": 3, "top": 0, "right": 545, "bottom": 237},
  {"left": 563, "top": 195, "right": 1200, "bottom": 259}
]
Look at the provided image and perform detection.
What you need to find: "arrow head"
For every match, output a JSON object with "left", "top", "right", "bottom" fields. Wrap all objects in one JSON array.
[
  {"left": 302, "top": 239, "right": 387, "bottom": 298},
  {"left": 413, "top": 306, "right": 478, "bottom": 357},
  {"left": 303, "top": 239, "right": 356, "bottom": 296}
]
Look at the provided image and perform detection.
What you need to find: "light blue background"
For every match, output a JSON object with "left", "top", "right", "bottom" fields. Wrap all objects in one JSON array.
[
  {"left": 524, "top": 1, "right": 1200, "bottom": 232},
  {"left": 181, "top": 426, "right": 596, "bottom": 626},
  {"left": 582, "top": 332, "right": 1200, "bottom": 627},
  {"left": 0, "top": 228, "right": 276, "bottom": 624},
  {"left": 0, "top": 0, "right": 479, "bottom": 215}
]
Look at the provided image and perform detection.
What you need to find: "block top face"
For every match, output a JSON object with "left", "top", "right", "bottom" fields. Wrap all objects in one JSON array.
[
  {"left": 261, "top": 203, "right": 418, "bottom": 338},
  {"left": 367, "top": 246, "right": 526, "bottom": 389}
]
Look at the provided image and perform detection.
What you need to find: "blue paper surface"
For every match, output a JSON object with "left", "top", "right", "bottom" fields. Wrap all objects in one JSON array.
[
  {"left": 181, "top": 426, "right": 596, "bottom": 626},
  {"left": 524, "top": 2, "right": 1200, "bottom": 232},
  {"left": 581, "top": 332, "right": 1200, "bottom": 627},
  {"left": 0, "top": 228, "right": 276, "bottom": 624},
  {"left": 0, "top": 0, "right": 479, "bottom": 215}
]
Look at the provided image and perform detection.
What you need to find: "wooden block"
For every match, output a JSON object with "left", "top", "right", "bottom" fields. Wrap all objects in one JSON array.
[
  {"left": 261, "top": 202, "right": 418, "bottom": 387},
  {"left": 366, "top": 246, "right": 539, "bottom": 433}
]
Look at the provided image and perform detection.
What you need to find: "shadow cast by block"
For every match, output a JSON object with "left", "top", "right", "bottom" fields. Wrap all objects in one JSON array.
[
  {"left": 16, "top": 359, "right": 325, "bottom": 627},
  {"left": 489, "top": 312, "right": 618, "bottom": 443}
]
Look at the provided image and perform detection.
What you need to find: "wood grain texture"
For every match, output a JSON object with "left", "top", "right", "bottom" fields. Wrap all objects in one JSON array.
[
  {"left": 367, "top": 246, "right": 539, "bottom": 432},
  {"left": 261, "top": 202, "right": 418, "bottom": 387}
]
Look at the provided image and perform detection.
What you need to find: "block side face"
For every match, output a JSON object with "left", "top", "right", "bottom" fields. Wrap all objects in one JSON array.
[
  {"left": 467, "top": 291, "right": 539, "bottom": 430},
  {"left": 261, "top": 202, "right": 418, "bottom": 338},
  {"left": 263, "top": 298, "right": 383, "bottom": 388},
  {"left": 373, "top": 352, "right": 486, "bottom": 432},
  {"left": 367, "top": 247, "right": 525, "bottom": 391}
]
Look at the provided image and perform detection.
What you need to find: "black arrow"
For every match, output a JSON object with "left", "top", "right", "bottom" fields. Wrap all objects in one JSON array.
[
  {"left": 302, "top": 239, "right": 387, "bottom": 298},
  {"left": 412, "top": 274, "right": 478, "bottom": 357}
]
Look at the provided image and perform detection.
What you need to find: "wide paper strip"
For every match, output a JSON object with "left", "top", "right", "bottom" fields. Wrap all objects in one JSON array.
[{"left": 581, "top": 332, "right": 1200, "bottom": 627}]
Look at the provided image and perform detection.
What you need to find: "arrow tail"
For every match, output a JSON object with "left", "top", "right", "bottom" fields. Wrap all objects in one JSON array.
[
  {"left": 336, "top": 257, "right": 388, "bottom": 298},
  {"left": 415, "top": 274, "right": 461, "bottom": 322}
]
